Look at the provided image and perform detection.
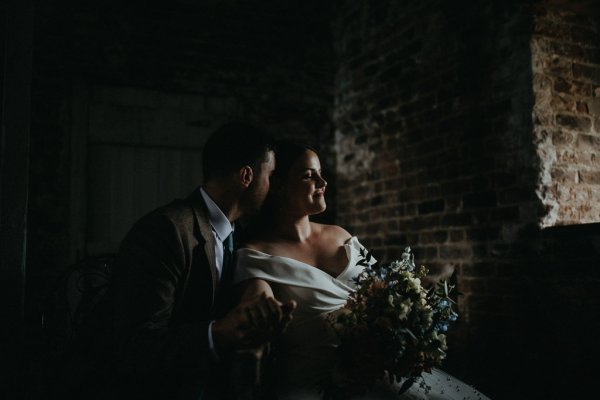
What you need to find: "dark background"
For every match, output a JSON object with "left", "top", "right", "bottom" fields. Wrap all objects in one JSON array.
[{"left": 2, "top": 0, "right": 600, "bottom": 399}]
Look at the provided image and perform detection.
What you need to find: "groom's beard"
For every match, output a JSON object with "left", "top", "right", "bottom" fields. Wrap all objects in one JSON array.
[{"left": 241, "top": 181, "right": 268, "bottom": 216}]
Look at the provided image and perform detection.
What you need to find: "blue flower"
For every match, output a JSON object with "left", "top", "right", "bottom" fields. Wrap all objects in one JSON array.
[{"left": 435, "top": 322, "right": 449, "bottom": 332}]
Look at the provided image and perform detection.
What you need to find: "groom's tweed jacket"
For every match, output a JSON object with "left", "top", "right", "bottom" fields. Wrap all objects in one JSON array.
[{"left": 73, "top": 189, "right": 236, "bottom": 399}]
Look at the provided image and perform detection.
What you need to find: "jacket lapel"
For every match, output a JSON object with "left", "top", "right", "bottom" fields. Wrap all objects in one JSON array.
[{"left": 188, "top": 190, "right": 218, "bottom": 306}]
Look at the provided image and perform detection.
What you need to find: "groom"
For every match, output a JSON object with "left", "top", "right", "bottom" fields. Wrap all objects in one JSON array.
[{"left": 76, "top": 122, "right": 295, "bottom": 399}]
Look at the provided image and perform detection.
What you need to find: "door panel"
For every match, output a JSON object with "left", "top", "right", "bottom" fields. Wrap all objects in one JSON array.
[{"left": 72, "top": 85, "right": 239, "bottom": 257}]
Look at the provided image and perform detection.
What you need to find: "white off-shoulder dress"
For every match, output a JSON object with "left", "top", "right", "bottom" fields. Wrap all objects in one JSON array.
[{"left": 234, "top": 237, "right": 489, "bottom": 400}]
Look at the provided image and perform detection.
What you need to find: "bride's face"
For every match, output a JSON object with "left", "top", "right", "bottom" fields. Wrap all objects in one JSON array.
[{"left": 282, "top": 150, "right": 327, "bottom": 216}]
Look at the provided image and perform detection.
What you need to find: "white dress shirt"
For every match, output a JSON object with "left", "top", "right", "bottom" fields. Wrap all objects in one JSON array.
[
  {"left": 199, "top": 187, "right": 234, "bottom": 361},
  {"left": 199, "top": 187, "right": 234, "bottom": 281}
]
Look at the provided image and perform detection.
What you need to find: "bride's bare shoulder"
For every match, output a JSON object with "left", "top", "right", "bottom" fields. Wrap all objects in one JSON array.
[{"left": 312, "top": 223, "right": 353, "bottom": 243}]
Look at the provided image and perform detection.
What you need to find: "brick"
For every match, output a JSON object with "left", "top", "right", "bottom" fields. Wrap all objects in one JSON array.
[
  {"left": 420, "top": 230, "right": 448, "bottom": 244},
  {"left": 463, "top": 191, "right": 497, "bottom": 209},
  {"left": 397, "top": 188, "right": 419, "bottom": 202},
  {"left": 533, "top": 19, "right": 570, "bottom": 39},
  {"left": 576, "top": 101, "right": 589, "bottom": 114},
  {"left": 553, "top": 77, "right": 592, "bottom": 97},
  {"left": 578, "top": 170, "right": 600, "bottom": 185},
  {"left": 573, "top": 63, "right": 600, "bottom": 83},
  {"left": 370, "top": 195, "right": 383, "bottom": 206},
  {"left": 555, "top": 114, "right": 592, "bottom": 130},
  {"left": 408, "top": 215, "right": 442, "bottom": 231},
  {"left": 572, "top": 25, "right": 600, "bottom": 45},
  {"left": 446, "top": 196, "right": 461, "bottom": 211},
  {"left": 549, "top": 94, "right": 575, "bottom": 112},
  {"left": 439, "top": 245, "right": 472, "bottom": 259},
  {"left": 405, "top": 203, "right": 417, "bottom": 216},
  {"left": 460, "top": 262, "right": 497, "bottom": 278},
  {"left": 472, "top": 244, "right": 488, "bottom": 258},
  {"left": 590, "top": 98, "right": 600, "bottom": 116},
  {"left": 411, "top": 246, "right": 438, "bottom": 260},
  {"left": 552, "top": 130, "right": 575, "bottom": 145},
  {"left": 441, "top": 213, "right": 473, "bottom": 226},
  {"left": 383, "top": 206, "right": 402, "bottom": 219},
  {"left": 367, "top": 170, "right": 381, "bottom": 180},
  {"left": 449, "top": 230, "right": 465, "bottom": 242},
  {"left": 547, "top": 40, "right": 599, "bottom": 64},
  {"left": 368, "top": 209, "right": 383, "bottom": 221},
  {"left": 576, "top": 133, "right": 600, "bottom": 150},
  {"left": 550, "top": 167, "right": 574, "bottom": 183},
  {"left": 384, "top": 233, "right": 407, "bottom": 246},
  {"left": 543, "top": 56, "right": 572, "bottom": 76},
  {"left": 387, "top": 220, "right": 399, "bottom": 231},
  {"left": 458, "top": 278, "right": 487, "bottom": 294},
  {"left": 466, "top": 228, "right": 500, "bottom": 241},
  {"left": 417, "top": 199, "right": 445, "bottom": 214},
  {"left": 365, "top": 223, "right": 382, "bottom": 235},
  {"left": 383, "top": 177, "right": 404, "bottom": 191}
]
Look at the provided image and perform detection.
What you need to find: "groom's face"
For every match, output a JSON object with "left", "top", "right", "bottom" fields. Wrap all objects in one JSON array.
[{"left": 243, "top": 150, "right": 275, "bottom": 214}]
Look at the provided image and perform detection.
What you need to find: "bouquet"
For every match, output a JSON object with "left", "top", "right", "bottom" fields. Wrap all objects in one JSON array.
[{"left": 327, "top": 246, "right": 457, "bottom": 397}]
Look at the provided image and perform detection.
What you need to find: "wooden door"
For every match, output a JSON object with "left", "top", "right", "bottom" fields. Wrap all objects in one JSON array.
[{"left": 70, "top": 84, "right": 240, "bottom": 259}]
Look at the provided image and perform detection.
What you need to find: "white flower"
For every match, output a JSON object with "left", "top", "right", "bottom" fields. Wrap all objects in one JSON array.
[
  {"left": 389, "top": 260, "right": 402, "bottom": 272},
  {"left": 405, "top": 276, "right": 422, "bottom": 293},
  {"left": 398, "top": 299, "right": 412, "bottom": 320}
]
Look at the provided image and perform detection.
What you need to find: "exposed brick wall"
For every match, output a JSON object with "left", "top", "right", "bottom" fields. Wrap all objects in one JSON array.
[
  {"left": 333, "top": 0, "right": 537, "bottom": 322},
  {"left": 332, "top": 0, "right": 599, "bottom": 397},
  {"left": 532, "top": 5, "right": 600, "bottom": 226}
]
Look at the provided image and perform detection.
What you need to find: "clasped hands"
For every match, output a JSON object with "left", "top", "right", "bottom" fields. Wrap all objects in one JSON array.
[{"left": 212, "top": 293, "right": 297, "bottom": 353}]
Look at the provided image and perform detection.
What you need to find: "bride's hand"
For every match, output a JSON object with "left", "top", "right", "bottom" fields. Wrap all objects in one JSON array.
[
  {"left": 212, "top": 294, "right": 296, "bottom": 351},
  {"left": 278, "top": 299, "right": 297, "bottom": 334}
]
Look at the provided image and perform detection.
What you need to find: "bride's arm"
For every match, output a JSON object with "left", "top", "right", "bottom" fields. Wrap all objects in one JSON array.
[
  {"left": 237, "top": 278, "right": 296, "bottom": 327},
  {"left": 238, "top": 278, "right": 275, "bottom": 301}
]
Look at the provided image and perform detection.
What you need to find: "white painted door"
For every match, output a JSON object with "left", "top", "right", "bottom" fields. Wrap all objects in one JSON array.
[{"left": 70, "top": 85, "right": 241, "bottom": 258}]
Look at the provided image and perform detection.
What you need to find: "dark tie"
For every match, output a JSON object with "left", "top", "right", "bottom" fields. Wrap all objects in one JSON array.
[{"left": 221, "top": 231, "right": 234, "bottom": 283}]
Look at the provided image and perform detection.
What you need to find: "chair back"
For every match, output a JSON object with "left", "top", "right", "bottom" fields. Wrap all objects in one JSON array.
[{"left": 41, "top": 254, "right": 115, "bottom": 353}]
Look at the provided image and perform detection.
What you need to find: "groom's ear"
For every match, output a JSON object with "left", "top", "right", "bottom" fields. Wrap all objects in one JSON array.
[{"left": 239, "top": 165, "right": 254, "bottom": 188}]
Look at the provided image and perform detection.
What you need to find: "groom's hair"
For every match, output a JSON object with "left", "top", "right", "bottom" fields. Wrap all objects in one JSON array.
[{"left": 202, "top": 122, "right": 275, "bottom": 182}]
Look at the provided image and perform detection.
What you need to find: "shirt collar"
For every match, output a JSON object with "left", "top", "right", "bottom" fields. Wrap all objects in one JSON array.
[{"left": 199, "top": 187, "right": 234, "bottom": 242}]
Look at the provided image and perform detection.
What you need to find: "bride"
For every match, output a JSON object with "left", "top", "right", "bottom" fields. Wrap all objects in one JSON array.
[{"left": 233, "top": 142, "right": 489, "bottom": 400}]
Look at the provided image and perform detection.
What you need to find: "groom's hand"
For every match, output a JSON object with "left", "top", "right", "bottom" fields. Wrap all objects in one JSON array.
[
  {"left": 279, "top": 299, "right": 296, "bottom": 332},
  {"left": 212, "top": 294, "right": 296, "bottom": 352}
]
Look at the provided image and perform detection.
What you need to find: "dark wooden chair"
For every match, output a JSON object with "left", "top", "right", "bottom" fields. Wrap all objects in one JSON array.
[
  {"left": 38, "top": 255, "right": 115, "bottom": 399},
  {"left": 41, "top": 254, "right": 115, "bottom": 354}
]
